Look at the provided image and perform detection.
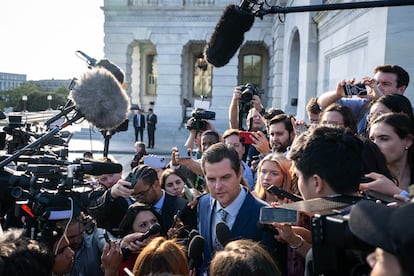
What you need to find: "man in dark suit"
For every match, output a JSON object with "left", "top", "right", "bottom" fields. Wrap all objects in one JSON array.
[
  {"left": 98, "top": 164, "right": 197, "bottom": 237},
  {"left": 198, "top": 143, "right": 286, "bottom": 274},
  {"left": 133, "top": 109, "right": 145, "bottom": 141},
  {"left": 146, "top": 108, "right": 157, "bottom": 148}
]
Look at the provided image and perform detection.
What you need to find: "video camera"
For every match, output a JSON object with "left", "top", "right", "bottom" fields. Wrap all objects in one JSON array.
[
  {"left": 267, "top": 195, "right": 387, "bottom": 275},
  {"left": 1, "top": 156, "right": 122, "bottom": 239},
  {"left": 310, "top": 211, "right": 373, "bottom": 275},
  {"left": 186, "top": 108, "right": 216, "bottom": 132},
  {"left": 1, "top": 114, "right": 70, "bottom": 156},
  {"left": 239, "top": 83, "right": 264, "bottom": 113}
]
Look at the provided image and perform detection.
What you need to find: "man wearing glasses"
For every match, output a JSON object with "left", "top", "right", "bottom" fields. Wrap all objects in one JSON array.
[{"left": 96, "top": 165, "right": 197, "bottom": 237}]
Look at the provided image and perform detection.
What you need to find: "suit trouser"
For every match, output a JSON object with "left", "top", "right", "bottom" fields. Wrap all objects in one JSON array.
[
  {"left": 147, "top": 127, "right": 155, "bottom": 147},
  {"left": 135, "top": 127, "right": 144, "bottom": 141}
]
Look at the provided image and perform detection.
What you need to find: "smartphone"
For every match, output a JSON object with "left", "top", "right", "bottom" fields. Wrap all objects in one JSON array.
[
  {"left": 177, "top": 146, "right": 191, "bottom": 159},
  {"left": 266, "top": 185, "right": 302, "bottom": 202},
  {"left": 143, "top": 155, "right": 166, "bottom": 169},
  {"left": 343, "top": 83, "right": 367, "bottom": 96},
  {"left": 259, "top": 207, "right": 298, "bottom": 224},
  {"left": 239, "top": 131, "right": 254, "bottom": 145},
  {"left": 125, "top": 172, "right": 137, "bottom": 189},
  {"left": 363, "top": 190, "right": 407, "bottom": 206}
]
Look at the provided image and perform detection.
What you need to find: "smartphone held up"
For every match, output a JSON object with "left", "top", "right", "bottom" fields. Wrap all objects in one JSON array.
[{"left": 343, "top": 83, "right": 367, "bottom": 96}]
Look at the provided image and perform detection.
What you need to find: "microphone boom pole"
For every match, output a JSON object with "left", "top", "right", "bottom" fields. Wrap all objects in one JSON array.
[{"left": 257, "top": 0, "right": 414, "bottom": 17}]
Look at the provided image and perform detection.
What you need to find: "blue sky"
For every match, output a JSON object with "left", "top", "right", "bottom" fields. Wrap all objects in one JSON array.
[{"left": 0, "top": 0, "right": 104, "bottom": 80}]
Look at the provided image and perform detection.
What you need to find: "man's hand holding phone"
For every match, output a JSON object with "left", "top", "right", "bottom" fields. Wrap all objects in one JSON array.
[{"left": 110, "top": 179, "right": 133, "bottom": 199}]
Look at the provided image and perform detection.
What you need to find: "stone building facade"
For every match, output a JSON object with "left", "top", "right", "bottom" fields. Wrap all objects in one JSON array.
[{"left": 103, "top": 0, "right": 414, "bottom": 132}]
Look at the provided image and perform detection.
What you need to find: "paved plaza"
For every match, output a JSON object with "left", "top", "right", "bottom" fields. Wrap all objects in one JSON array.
[{"left": 67, "top": 122, "right": 189, "bottom": 172}]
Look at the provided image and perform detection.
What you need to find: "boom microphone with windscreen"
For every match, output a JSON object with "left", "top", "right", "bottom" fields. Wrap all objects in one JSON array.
[
  {"left": 204, "top": 4, "right": 255, "bottom": 67},
  {"left": 71, "top": 67, "right": 130, "bottom": 130}
]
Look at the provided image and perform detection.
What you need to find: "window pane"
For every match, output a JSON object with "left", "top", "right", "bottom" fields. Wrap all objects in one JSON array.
[
  {"left": 146, "top": 55, "right": 157, "bottom": 95},
  {"left": 193, "top": 55, "right": 212, "bottom": 98},
  {"left": 242, "top": 54, "right": 262, "bottom": 87}
]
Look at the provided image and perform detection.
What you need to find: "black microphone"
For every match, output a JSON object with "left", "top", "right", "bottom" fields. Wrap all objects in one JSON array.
[
  {"left": 216, "top": 221, "right": 232, "bottom": 247},
  {"left": 76, "top": 50, "right": 97, "bottom": 67},
  {"left": 77, "top": 161, "right": 123, "bottom": 176},
  {"left": 188, "top": 235, "right": 204, "bottom": 272},
  {"left": 204, "top": 3, "right": 255, "bottom": 67},
  {"left": 71, "top": 66, "right": 130, "bottom": 130},
  {"left": 121, "top": 223, "right": 161, "bottom": 259},
  {"left": 186, "top": 229, "right": 200, "bottom": 248},
  {"left": 136, "top": 223, "right": 161, "bottom": 242}
]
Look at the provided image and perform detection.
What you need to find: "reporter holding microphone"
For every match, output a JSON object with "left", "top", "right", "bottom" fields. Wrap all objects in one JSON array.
[{"left": 117, "top": 203, "right": 162, "bottom": 276}]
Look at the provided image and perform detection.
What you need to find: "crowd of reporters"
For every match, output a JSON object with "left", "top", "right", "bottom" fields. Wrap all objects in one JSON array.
[{"left": 1, "top": 63, "right": 414, "bottom": 276}]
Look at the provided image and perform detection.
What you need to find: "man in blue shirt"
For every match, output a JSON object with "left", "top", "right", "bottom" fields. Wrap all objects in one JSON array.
[{"left": 317, "top": 64, "right": 409, "bottom": 135}]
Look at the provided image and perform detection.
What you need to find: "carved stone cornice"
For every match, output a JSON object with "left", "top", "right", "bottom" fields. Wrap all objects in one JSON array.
[{"left": 313, "top": 1, "right": 371, "bottom": 41}]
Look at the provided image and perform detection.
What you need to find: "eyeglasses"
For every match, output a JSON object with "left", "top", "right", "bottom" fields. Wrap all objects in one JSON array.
[{"left": 131, "top": 184, "right": 153, "bottom": 200}]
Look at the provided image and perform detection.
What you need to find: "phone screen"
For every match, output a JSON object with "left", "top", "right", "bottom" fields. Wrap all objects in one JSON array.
[
  {"left": 259, "top": 207, "right": 298, "bottom": 224},
  {"left": 343, "top": 84, "right": 367, "bottom": 96}
]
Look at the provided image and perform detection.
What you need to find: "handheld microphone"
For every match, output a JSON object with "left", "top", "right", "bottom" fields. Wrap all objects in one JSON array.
[
  {"left": 204, "top": 3, "right": 255, "bottom": 67},
  {"left": 188, "top": 235, "right": 204, "bottom": 271},
  {"left": 71, "top": 67, "right": 130, "bottom": 130},
  {"left": 76, "top": 50, "right": 97, "bottom": 67},
  {"left": 186, "top": 229, "right": 200, "bottom": 248},
  {"left": 121, "top": 223, "right": 161, "bottom": 259},
  {"left": 215, "top": 221, "right": 232, "bottom": 247},
  {"left": 77, "top": 161, "right": 123, "bottom": 176},
  {"left": 136, "top": 223, "right": 161, "bottom": 242}
]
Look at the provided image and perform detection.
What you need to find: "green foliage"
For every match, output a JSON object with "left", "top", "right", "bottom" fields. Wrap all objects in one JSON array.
[{"left": 0, "top": 83, "right": 69, "bottom": 111}]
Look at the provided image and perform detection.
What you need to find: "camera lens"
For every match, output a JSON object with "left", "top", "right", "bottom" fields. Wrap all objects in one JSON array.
[{"left": 241, "top": 91, "right": 253, "bottom": 102}]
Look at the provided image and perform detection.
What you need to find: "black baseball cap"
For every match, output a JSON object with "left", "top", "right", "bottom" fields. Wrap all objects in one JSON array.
[{"left": 349, "top": 201, "right": 414, "bottom": 275}]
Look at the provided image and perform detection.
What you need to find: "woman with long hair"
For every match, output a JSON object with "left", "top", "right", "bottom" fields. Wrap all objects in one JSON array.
[
  {"left": 253, "top": 152, "right": 295, "bottom": 204},
  {"left": 117, "top": 202, "right": 162, "bottom": 276},
  {"left": 368, "top": 112, "right": 414, "bottom": 195},
  {"left": 159, "top": 168, "right": 195, "bottom": 201}
]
